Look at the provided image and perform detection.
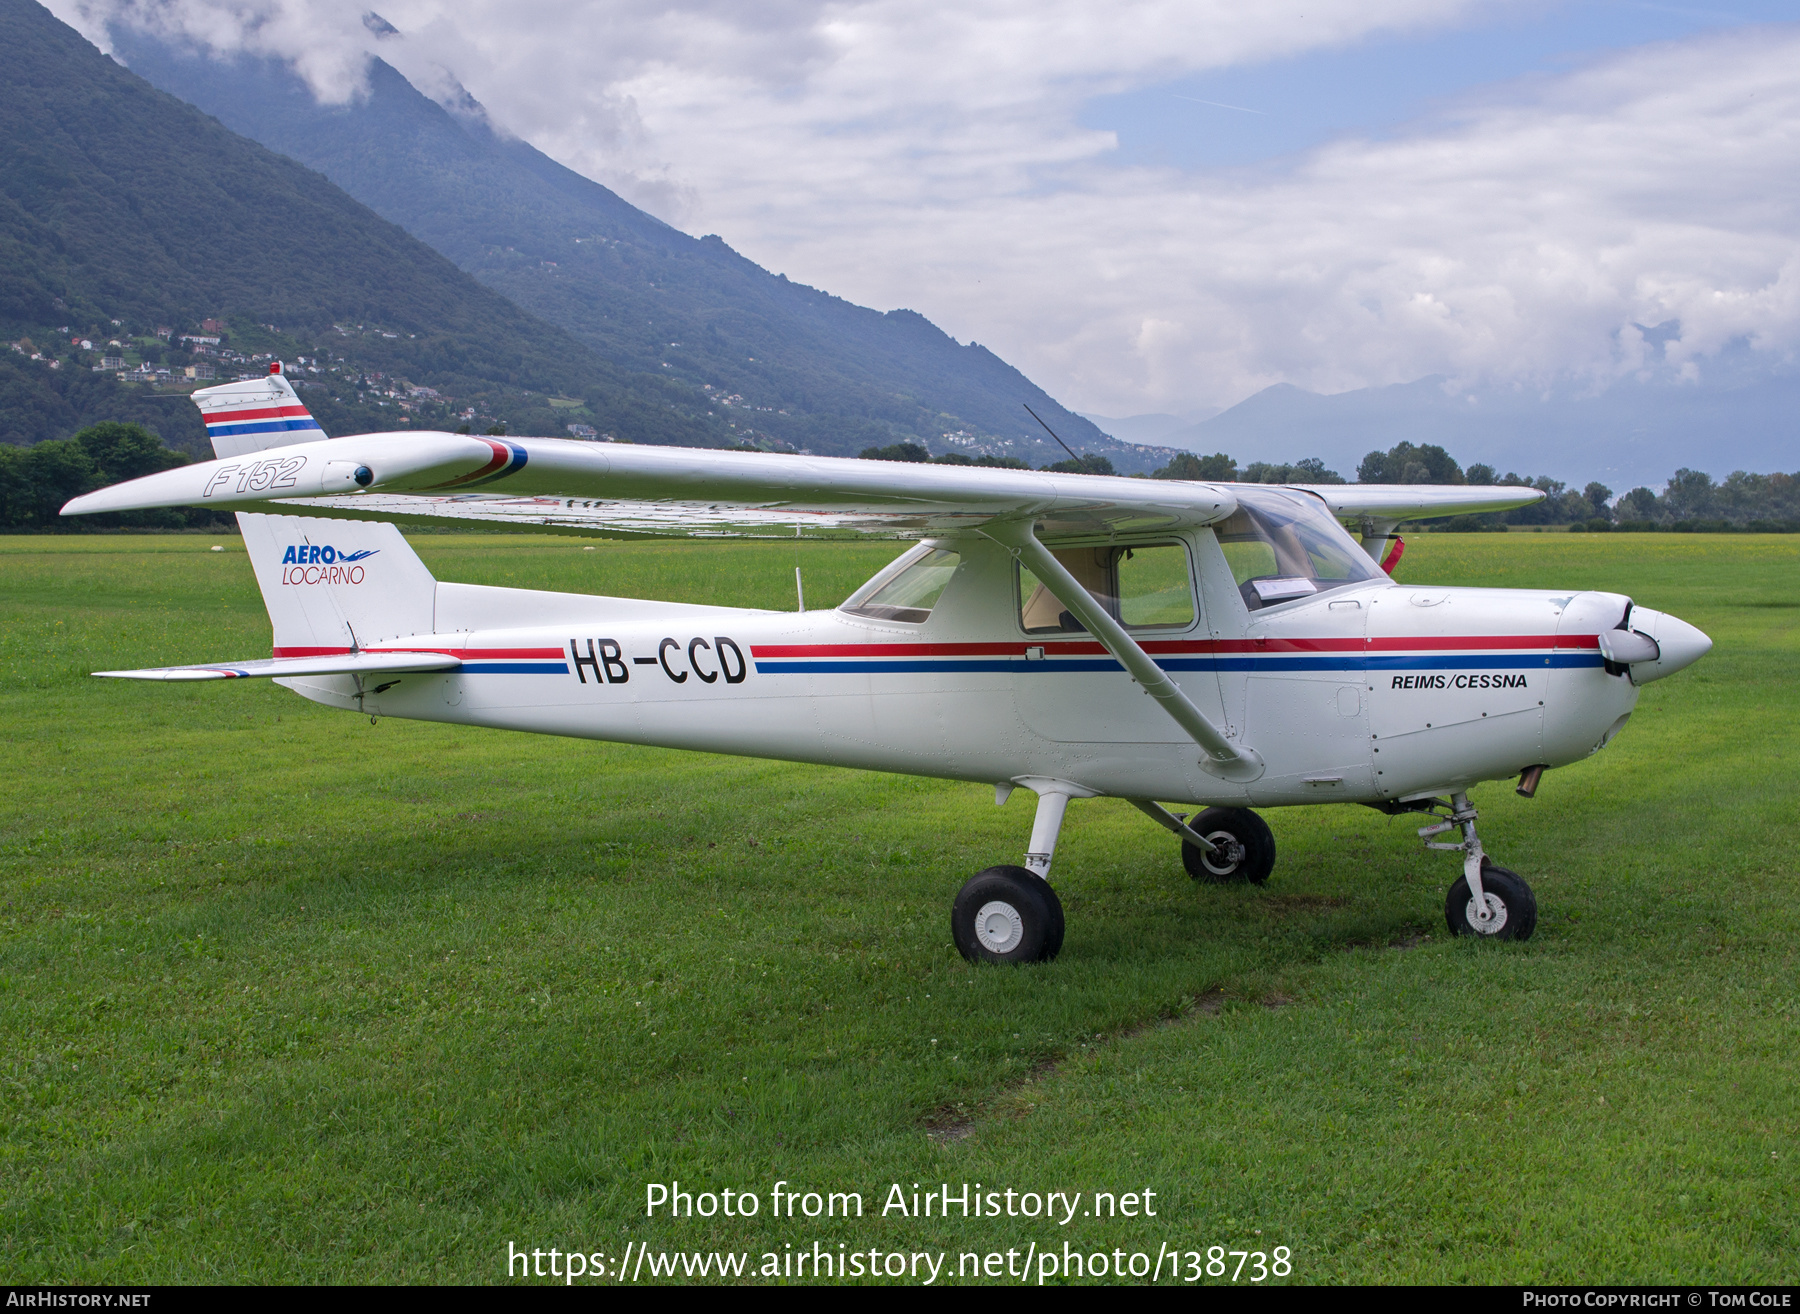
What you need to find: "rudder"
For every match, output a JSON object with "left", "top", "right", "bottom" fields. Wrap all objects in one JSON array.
[
  {"left": 194, "top": 363, "right": 327, "bottom": 459},
  {"left": 237, "top": 513, "right": 437, "bottom": 655}
]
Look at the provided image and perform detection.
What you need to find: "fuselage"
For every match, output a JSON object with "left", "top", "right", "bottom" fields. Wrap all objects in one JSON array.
[{"left": 278, "top": 532, "right": 1657, "bottom": 808}]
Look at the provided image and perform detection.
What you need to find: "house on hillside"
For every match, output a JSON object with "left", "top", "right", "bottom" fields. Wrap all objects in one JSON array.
[
  {"left": 184, "top": 363, "right": 216, "bottom": 380},
  {"left": 201, "top": 318, "right": 225, "bottom": 334}
]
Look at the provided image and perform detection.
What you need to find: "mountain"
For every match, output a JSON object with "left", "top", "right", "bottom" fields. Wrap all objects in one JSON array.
[
  {"left": 0, "top": 0, "right": 718, "bottom": 454},
  {"left": 105, "top": 26, "right": 1143, "bottom": 467},
  {"left": 1158, "top": 367, "right": 1800, "bottom": 490},
  {"left": 1081, "top": 410, "right": 1220, "bottom": 445}
]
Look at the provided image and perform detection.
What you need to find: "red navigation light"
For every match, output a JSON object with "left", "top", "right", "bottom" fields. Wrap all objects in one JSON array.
[{"left": 269, "top": 361, "right": 282, "bottom": 375}]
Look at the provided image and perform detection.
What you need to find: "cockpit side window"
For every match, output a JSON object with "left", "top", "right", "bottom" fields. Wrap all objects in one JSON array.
[
  {"left": 1215, "top": 487, "right": 1385, "bottom": 612},
  {"left": 840, "top": 544, "right": 962, "bottom": 623},
  {"left": 1017, "top": 542, "right": 1196, "bottom": 634}
]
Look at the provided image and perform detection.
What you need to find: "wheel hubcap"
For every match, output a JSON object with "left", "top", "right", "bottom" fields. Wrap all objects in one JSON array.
[
  {"left": 974, "top": 900, "right": 1025, "bottom": 954},
  {"left": 1465, "top": 892, "right": 1508, "bottom": 934},
  {"left": 1200, "top": 832, "right": 1245, "bottom": 877}
]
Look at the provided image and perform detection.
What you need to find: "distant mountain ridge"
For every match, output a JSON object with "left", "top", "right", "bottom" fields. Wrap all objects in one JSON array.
[
  {"left": 0, "top": 0, "right": 717, "bottom": 452},
  {"left": 109, "top": 27, "right": 1143, "bottom": 467},
  {"left": 1151, "top": 368, "right": 1800, "bottom": 489}
]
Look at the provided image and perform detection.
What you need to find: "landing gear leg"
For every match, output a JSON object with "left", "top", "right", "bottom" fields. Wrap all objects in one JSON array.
[
  {"left": 1420, "top": 791, "right": 1537, "bottom": 940},
  {"left": 1023, "top": 788, "right": 1069, "bottom": 882},
  {"left": 951, "top": 786, "right": 1069, "bottom": 963}
]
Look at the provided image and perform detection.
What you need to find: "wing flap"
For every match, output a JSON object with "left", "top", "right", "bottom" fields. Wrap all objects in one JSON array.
[{"left": 94, "top": 651, "right": 463, "bottom": 681}]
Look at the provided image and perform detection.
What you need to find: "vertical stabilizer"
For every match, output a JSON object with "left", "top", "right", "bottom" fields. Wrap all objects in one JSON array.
[
  {"left": 237, "top": 513, "right": 437, "bottom": 654},
  {"left": 193, "top": 363, "right": 327, "bottom": 459}
]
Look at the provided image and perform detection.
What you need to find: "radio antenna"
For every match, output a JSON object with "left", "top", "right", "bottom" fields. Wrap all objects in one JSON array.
[{"left": 1023, "top": 403, "right": 1084, "bottom": 467}]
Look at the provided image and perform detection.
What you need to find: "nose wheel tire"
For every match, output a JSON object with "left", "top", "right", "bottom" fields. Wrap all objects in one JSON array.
[
  {"left": 1445, "top": 861, "right": 1537, "bottom": 941},
  {"left": 952, "top": 865, "right": 1065, "bottom": 964},
  {"left": 1180, "top": 807, "right": 1276, "bottom": 885}
]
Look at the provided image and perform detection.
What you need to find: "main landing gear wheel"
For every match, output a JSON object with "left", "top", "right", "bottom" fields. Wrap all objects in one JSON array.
[
  {"left": 1445, "top": 859, "right": 1537, "bottom": 941},
  {"left": 1180, "top": 807, "right": 1276, "bottom": 885},
  {"left": 952, "top": 865, "right": 1065, "bottom": 964}
]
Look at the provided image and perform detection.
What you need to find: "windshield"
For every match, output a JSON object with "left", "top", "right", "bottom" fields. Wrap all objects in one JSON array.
[
  {"left": 840, "top": 544, "right": 962, "bottom": 623},
  {"left": 1214, "top": 487, "right": 1384, "bottom": 612}
]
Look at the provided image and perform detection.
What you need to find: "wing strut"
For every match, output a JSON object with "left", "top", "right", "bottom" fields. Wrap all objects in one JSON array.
[
  {"left": 1128, "top": 799, "right": 1220, "bottom": 855},
  {"left": 982, "top": 520, "right": 1264, "bottom": 783}
]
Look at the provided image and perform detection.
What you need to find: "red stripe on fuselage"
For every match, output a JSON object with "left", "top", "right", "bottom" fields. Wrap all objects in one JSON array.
[
  {"left": 273, "top": 637, "right": 1600, "bottom": 661},
  {"left": 270, "top": 645, "right": 564, "bottom": 659},
  {"left": 750, "top": 634, "right": 1599, "bottom": 658}
]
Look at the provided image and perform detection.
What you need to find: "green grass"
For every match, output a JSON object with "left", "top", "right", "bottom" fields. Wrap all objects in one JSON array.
[{"left": 0, "top": 532, "right": 1794, "bottom": 1283}]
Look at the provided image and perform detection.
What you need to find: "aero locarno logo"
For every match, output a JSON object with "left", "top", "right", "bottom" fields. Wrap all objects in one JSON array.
[{"left": 279, "top": 543, "right": 379, "bottom": 586}]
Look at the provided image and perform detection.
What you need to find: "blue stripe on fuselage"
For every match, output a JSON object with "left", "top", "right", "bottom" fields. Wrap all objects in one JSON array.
[{"left": 754, "top": 652, "right": 1604, "bottom": 676}]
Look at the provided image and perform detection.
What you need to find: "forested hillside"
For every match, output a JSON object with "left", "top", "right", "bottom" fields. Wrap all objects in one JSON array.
[
  {"left": 0, "top": 0, "right": 719, "bottom": 454},
  {"left": 109, "top": 27, "right": 1138, "bottom": 467}
]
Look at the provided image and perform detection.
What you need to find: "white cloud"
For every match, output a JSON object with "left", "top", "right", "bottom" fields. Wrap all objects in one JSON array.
[
  {"left": 595, "top": 17, "right": 1800, "bottom": 415},
  {"left": 51, "top": 0, "right": 1800, "bottom": 414}
]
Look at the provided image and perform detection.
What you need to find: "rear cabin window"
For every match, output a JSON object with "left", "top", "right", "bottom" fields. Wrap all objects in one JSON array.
[
  {"left": 1017, "top": 542, "right": 1196, "bottom": 634},
  {"left": 839, "top": 545, "right": 962, "bottom": 623}
]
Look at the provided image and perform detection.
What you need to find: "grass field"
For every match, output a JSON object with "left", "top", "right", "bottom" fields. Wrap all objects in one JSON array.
[{"left": 0, "top": 531, "right": 1794, "bottom": 1284}]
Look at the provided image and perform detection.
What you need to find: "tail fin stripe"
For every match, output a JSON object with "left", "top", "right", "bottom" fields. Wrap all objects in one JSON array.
[
  {"left": 208, "top": 420, "right": 325, "bottom": 439},
  {"left": 193, "top": 368, "right": 327, "bottom": 459}
]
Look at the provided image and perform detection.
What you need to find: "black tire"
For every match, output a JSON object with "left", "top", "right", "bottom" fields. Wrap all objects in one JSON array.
[
  {"left": 951, "top": 865, "right": 1065, "bottom": 964},
  {"left": 1445, "top": 860, "right": 1537, "bottom": 941},
  {"left": 1180, "top": 807, "right": 1276, "bottom": 885}
]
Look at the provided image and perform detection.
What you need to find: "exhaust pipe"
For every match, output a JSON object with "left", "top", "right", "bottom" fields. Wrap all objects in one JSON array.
[{"left": 1516, "top": 764, "right": 1547, "bottom": 798}]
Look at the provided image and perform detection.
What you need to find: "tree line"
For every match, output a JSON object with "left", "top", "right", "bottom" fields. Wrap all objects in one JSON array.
[
  {"left": 861, "top": 437, "right": 1797, "bottom": 529},
  {"left": 3, "top": 425, "right": 1793, "bottom": 531},
  {"left": 1352, "top": 441, "right": 1799, "bottom": 530},
  {"left": 0, "top": 423, "right": 231, "bottom": 531}
]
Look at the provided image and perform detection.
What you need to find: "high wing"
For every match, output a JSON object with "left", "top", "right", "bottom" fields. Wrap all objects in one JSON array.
[
  {"left": 94, "top": 651, "right": 463, "bottom": 682},
  {"left": 58, "top": 430, "right": 1540, "bottom": 541},
  {"left": 60, "top": 431, "right": 1235, "bottom": 539},
  {"left": 1300, "top": 484, "right": 1548, "bottom": 522}
]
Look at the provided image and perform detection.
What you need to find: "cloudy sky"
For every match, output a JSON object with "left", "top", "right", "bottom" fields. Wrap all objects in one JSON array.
[{"left": 54, "top": 0, "right": 1800, "bottom": 420}]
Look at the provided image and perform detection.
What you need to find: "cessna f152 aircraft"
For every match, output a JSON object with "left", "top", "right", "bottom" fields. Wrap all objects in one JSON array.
[{"left": 62, "top": 365, "right": 1711, "bottom": 961}]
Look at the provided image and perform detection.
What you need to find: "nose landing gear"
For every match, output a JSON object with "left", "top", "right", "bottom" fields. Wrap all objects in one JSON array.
[
  {"left": 1420, "top": 791, "right": 1537, "bottom": 940},
  {"left": 1176, "top": 806, "right": 1276, "bottom": 885}
]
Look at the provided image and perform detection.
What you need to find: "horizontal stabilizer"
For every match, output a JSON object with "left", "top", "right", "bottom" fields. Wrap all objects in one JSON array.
[{"left": 93, "top": 651, "right": 462, "bottom": 682}]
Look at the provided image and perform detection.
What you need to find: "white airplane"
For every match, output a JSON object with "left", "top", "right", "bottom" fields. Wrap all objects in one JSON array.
[{"left": 62, "top": 365, "right": 1711, "bottom": 961}]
